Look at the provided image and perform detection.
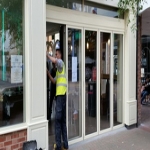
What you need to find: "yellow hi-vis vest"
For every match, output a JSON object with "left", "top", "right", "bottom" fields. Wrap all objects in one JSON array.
[{"left": 56, "top": 63, "right": 67, "bottom": 96}]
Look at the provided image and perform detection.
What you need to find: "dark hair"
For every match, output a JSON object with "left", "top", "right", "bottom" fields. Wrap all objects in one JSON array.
[{"left": 56, "top": 49, "right": 62, "bottom": 55}]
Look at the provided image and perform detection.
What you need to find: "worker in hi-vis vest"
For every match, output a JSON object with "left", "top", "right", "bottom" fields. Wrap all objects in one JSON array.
[{"left": 47, "top": 49, "right": 68, "bottom": 150}]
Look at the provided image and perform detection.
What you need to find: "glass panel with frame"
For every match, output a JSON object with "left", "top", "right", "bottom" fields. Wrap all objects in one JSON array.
[
  {"left": 0, "top": 0, "right": 24, "bottom": 127},
  {"left": 85, "top": 30, "right": 97, "bottom": 135},
  {"left": 113, "top": 34, "right": 123, "bottom": 126},
  {"left": 84, "top": 1, "right": 122, "bottom": 18},
  {"left": 68, "top": 28, "right": 82, "bottom": 140},
  {"left": 46, "top": 0, "right": 124, "bottom": 19},
  {"left": 46, "top": 0, "right": 82, "bottom": 11},
  {"left": 100, "top": 32, "right": 111, "bottom": 130}
]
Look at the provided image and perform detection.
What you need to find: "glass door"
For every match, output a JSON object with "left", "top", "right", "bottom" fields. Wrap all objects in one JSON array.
[
  {"left": 100, "top": 32, "right": 111, "bottom": 130},
  {"left": 84, "top": 29, "right": 97, "bottom": 136},
  {"left": 113, "top": 33, "right": 123, "bottom": 126},
  {"left": 67, "top": 27, "right": 83, "bottom": 140}
]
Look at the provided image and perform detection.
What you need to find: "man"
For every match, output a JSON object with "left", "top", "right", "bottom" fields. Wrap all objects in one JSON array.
[
  {"left": 47, "top": 49, "right": 68, "bottom": 150},
  {"left": 141, "top": 76, "right": 150, "bottom": 105}
]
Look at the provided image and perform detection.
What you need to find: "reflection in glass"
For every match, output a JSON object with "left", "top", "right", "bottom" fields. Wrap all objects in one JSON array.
[
  {"left": 113, "top": 34, "right": 123, "bottom": 126},
  {"left": 46, "top": 0, "right": 124, "bottom": 19},
  {"left": 46, "top": 0, "right": 82, "bottom": 11},
  {"left": 0, "top": 0, "right": 24, "bottom": 127},
  {"left": 100, "top": 32, "right": 111, "bottom": 130},
  {"left": 84, "top": 1, "right": 123, "bottom": 18},
  {"left": 68, "top": 28, "right": 82, "bottom": 140},
  {"left": 85, "top": 30, "right": 97, "bottom": 135}
]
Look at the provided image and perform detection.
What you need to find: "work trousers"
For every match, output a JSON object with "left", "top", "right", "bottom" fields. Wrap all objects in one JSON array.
[{"left": 55, "top": 94, "right": 68, "bottom": 150}]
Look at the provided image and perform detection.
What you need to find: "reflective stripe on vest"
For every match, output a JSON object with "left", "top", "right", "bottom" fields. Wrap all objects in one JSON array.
[{"left": 56, "top": 63, "right": 67, "bottom": 96}]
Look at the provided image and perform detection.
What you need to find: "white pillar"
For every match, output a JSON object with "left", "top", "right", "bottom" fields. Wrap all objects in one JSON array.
[
  {"left": 124, "top": 11, "right": 137, "bottom": 126},
  {"left": 25, "top": 0, "right": 48, "bottom": 149}
]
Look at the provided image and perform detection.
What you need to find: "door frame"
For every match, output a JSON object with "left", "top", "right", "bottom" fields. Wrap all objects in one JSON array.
[{"left": 46, "top": 4, "right": 125, "bottom": 145}]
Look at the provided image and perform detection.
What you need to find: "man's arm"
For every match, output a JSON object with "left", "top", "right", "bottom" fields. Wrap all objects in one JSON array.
[
  {"left": 47, "top": 52, "right": 57, "bottom": 63},
  {"left": 47, "top": 69, "right": 56, "bottom": 84}
]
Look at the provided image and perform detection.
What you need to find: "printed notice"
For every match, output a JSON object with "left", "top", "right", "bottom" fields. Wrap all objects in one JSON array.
[
  {"left": 72, "top": 57, "right": 77, "bottom": 82},
  {"left": 11, "top": 55, "right": 22, "bottom": 83}
]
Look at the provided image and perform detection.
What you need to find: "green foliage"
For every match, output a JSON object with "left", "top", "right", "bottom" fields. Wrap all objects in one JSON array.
[
  {"left": 118, "top": 0, "right": 147, "bottom": 31},
  {"left": 0, "top": 0, "right": 23, "bottom": 48}
]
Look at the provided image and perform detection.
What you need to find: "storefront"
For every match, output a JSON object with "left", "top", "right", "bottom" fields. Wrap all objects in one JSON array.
[{"left": 0, "top": 0, "right": 137, "bottom": 149}]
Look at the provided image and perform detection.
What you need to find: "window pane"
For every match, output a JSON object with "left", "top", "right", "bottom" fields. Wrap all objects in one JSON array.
[
  {"left": 100, "top": 32, "right": 111, "bottom": 130},
  {"left": 68, "top": 28, "right": 82, "bottom": 140},
  {"left": 84, "top": 1, "right": 123, "bottom": 18},
  {"left": 85, "top": 30, "right": 97, "bottom": 135},
  {"left": 0, "top": 0, "right": 24, "bottom": 127},
  {"left": 113, "top": 34, "right": 123, "bottom": 126},
  {"left": 46, "top": 0, "right": 82, "bottom": 11}
]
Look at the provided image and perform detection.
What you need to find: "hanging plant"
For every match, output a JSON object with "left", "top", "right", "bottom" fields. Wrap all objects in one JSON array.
[{"left": 118, "top": 0, "right": 147, "bottom": 31}]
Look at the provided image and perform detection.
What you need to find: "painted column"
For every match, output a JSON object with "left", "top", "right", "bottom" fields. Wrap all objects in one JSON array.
[
  {"left": 25, "top": 0, "right": 48, "bottom": 149},
  {"left": 124, "top": 10, "right": 137, "bottom": 126}
]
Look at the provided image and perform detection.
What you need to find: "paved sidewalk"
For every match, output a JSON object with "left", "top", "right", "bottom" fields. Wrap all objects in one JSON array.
[{"left": 69, "top": 127, "right": 150, "bottom": 150}]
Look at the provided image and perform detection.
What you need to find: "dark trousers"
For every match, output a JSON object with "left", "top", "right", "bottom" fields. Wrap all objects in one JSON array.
[
  {"left": 50, "top": 91, "right": 55, "bottom": 117},
  {"left": 55, "top": 95, "right": 68, "bottom": 150},
  {"left": 141, "top": 90, "right": 148, "bottom": 103}
]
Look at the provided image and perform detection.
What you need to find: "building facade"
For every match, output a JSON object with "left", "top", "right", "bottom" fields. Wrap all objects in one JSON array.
[{"left": 0, "top": 0, "right": 139, "bottom": 149}]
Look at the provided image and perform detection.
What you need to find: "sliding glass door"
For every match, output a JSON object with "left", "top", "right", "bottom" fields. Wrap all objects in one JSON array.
[
  {"left": 66, "top": 27, "right": 123, "bottom": 141},
  {"left": 84, "top": 29, "right": 97, "bottom": 135},
  {"left": 100, "top": 32, "right": 111, "bottom": 130},
  {"left": 67, "top": 27, "right": 83, "bottom": 140},
  {"left": 113, "top": 33, "right": 123, "bottom": 126}
]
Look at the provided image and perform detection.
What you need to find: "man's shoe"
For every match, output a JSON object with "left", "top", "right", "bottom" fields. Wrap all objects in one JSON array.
[
  {"left": 61, "top": 147, "right": 68, "bottom": 150},
  {"left": 53, "top": 143, "right": 57, "bottom": 150},
  {"left": 141, "top": 102, "right": 146, "bottom": 105}
]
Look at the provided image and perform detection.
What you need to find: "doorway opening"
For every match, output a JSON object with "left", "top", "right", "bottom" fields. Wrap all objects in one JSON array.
[{"left": 46, "top": 22, "right": 65, "bottom": 149}]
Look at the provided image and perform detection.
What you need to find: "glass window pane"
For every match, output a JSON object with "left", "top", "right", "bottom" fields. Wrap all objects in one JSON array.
[
  {"left": 113, "top": 34, "right": 123, "bottom": 126},
  {"left": 100, "top": 32, "right": 111, "bottom": 130},
  {"left": 68, "top": 28, "right": 82, "bottom": 140},
  {"left": 84, "top": 1, "right": 123, "bottom": 18},
  {"left": 46, "top": 0, "right": 82, "bottom": 11},
  {"left": 85, "top": 30, "right": 97, "bottom": 135},
  {"left": 0, "top": 0, "right": 24, "bottom": 127}
]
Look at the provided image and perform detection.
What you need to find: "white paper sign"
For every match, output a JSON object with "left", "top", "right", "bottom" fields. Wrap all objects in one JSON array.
[
  {"left": 11, "top": 55, "right": 22, "bottom": 83},
  {"left": 72, "top": 57, "right": 77, "bottom": 82}
]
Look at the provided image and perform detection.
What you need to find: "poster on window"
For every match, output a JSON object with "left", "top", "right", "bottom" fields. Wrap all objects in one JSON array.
[
  {"left": 72, "top": 57, "right": 77, "bottom": 82},
  {"left": 11, "top": 55, "right": 22, "bottom": 83}
]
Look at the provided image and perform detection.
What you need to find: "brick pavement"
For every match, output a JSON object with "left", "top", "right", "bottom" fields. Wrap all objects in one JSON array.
[{"left": 69, "top": 127, "right": 150, "bottom": 150}]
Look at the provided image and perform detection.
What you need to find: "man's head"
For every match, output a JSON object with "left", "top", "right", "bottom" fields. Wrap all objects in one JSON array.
[{"left": 55, "top": 49, "right": 62, "bottom": 59}]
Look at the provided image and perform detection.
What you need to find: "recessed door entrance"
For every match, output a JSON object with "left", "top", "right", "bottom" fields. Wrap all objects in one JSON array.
[{"left": 46, "top": 6, "right": 124, "bottom": 147}]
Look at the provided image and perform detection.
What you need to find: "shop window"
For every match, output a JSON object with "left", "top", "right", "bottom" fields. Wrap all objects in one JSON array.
[
  {"left": 84, "top": 1, "right": 123, "bottom": 18},
  {"left": 46, "top": 0, "right": 82, "bottom": 11},
  {"left": 46, "top": 0, "right": 124, "bottom": 19},
  {"left": 0, "top": 0, "right": 24, "bottom": 127},
  {"left": 141, "top": 36, "right": 150, "bottom": 74}
]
